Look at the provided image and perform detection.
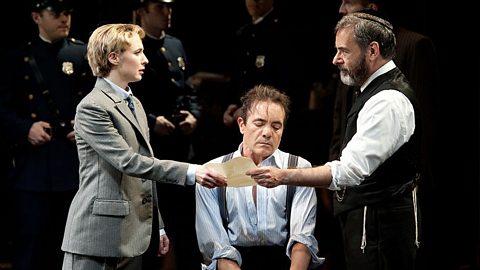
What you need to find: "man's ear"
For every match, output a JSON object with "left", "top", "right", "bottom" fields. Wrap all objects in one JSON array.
[
  {"left": 368, "top": 3, "right": 379, "bottom": 11},
  {"left": 31, "top": 12, "right": 41, "bottom": 24},
  {"left": 238, "top": 117, "right": 245, "bottom": 134},
  {"left": 369, "top": 41, "right": 380, "bottom": 58}
]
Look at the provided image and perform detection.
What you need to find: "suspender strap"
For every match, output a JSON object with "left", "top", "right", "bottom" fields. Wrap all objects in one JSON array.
[
  {"left": 286, "top": 154, "right": 298, "bottom": 235},
  {"left": 219, "top": 152, "right": 235, "bottom": 229}
]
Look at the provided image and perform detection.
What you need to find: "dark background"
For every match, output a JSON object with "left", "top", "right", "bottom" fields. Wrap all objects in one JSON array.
[{"left": 1, "top": 0, "right": 478, "bottom": 269}]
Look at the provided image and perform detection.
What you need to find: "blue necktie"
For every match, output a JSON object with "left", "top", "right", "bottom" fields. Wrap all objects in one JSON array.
[{"left": 126, "top": 94, "right": 135, "bottom": 112}]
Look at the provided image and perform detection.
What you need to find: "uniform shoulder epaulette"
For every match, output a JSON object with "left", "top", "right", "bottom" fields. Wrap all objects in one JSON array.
[
  {"left": 68, "top": 38, "right": 85, "bottom": 45},
  {"left": 164, "top": 34, "right": 180, "bottom": 42}
]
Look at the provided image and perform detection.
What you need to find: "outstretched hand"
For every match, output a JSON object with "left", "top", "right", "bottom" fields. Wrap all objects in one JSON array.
[
  {"left": 195, "top": 165, "right": 227, "bottom": 188},
  {"left": 246, "top": 166, "right": 283, "bottom": 188}
]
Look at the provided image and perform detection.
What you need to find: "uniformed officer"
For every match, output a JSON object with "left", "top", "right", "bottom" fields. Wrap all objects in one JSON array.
[
  {"left": 0, "top": 0, "right": 93, "bottom": 269},
  {"left": 132, "top": 0, "right": 200, "bottom": 162},
  {"left": 221, "top": 0, "right": 323, "bottom": 158},
  {"left": 131, "top": 0, "right": 203, "bottom": 269}
]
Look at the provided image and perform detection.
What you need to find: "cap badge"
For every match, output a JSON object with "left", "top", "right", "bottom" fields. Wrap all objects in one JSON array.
[{"left": 255, "top": 55, "right": 265, "bottom": 68}]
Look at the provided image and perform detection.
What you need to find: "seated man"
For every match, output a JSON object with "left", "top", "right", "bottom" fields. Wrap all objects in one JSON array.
[{"left": 196, "top": 85, "right": 324, "bottom": 270}]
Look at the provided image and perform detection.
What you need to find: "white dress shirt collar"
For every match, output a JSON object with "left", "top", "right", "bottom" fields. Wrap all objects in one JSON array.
[
  {"left": 360, "top": 60, "right": 396, "bottom": 93},
  {"left": 237, "top": 142, "right": 282, "bottom": 168},
  {"left": 102, "top": 77, "right": 133, "bottom": 100}
]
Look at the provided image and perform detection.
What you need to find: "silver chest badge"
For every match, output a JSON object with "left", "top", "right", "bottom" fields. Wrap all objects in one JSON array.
[
  {"left": 62, "top": 62, "right": 74, "bottom": 75},
  {"left": 177, "top": 57, "right": 186, "bottom": 71}
]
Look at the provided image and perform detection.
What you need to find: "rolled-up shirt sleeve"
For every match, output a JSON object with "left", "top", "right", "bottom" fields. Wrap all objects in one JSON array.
[{"left": 327, "top": 89, "right": 415, "bottom": 191}]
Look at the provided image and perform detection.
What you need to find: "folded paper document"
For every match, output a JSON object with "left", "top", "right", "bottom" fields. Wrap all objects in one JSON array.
[{"left": 204, "top": 157, "right": 257, "bottom": 187}]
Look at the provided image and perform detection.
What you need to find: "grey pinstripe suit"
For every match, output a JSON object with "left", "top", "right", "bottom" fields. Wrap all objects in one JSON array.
[{"left": 62, "top": 78, "right": 190, "bottom": 258}]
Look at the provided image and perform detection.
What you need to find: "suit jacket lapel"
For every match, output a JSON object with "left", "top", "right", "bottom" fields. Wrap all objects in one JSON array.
[{"left": 96, "top": 79, "right": 151, "bottom": 148}]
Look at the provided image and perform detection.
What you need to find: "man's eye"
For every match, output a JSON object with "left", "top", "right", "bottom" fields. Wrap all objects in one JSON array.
[
  {"left": 272, "top": 124, "right": 282, "bottom": 131},
  {"left": 253, "top": 121, "right": 265, "bottom": 127}
]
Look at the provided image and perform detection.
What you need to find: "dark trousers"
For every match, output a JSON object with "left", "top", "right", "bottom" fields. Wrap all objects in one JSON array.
[
  {"left": 338, "top": 196, "right": 418, "bottom": 270},
  {"left": 13, "top": 190, "right": 75, "bottom": 270},
  {"left": 157, "top": 184, "right": 202, "bottom": 270},
  {"left": 234, "top": 245, "right": 290, "bottom": 270}
]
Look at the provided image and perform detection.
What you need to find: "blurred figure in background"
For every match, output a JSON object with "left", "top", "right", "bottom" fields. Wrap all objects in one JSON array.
[
  {"left": 132, "top": 0, "right": 203, "bottom": 268},
  {"left": 0, "top": 0, "right": 93, "bottom": 269},
  {"left": 220, "top": 0, "right": 321, "bottom": 160}
]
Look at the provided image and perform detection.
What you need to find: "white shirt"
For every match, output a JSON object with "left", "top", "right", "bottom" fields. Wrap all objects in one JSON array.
[
  {"left": 327, "top": 61, "right": 416, "bottom": 190},
  {"left": 196, "top": 145, "right": 324, "bottom": 269}
]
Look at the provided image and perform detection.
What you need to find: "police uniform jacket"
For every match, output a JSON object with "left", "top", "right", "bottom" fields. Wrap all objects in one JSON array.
[
  {"left": 0, "top": 35, "right": 93, "bottom": 191},
  {"left": 131, "top": 34, "right": 199, "bottom": 160},
  {"left": 132, "top": 34, "right": 200, "bottom": 127},
  {"left": 229, "top": 9, "right": 312, "bottom": 112}
]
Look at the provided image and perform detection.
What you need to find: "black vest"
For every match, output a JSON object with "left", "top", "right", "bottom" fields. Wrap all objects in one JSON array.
[{"left": 333, "top": 67, "right": 421, "bottom": 216}]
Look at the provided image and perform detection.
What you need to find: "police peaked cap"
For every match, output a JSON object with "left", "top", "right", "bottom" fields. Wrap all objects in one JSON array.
[{"left": 32, "top": 0, "right": 73, "bottom": 13}]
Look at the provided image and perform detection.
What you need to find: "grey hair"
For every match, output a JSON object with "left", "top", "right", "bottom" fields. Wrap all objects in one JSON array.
[{"left": 335, "top": 12, "right": 396, "bottom": 59}]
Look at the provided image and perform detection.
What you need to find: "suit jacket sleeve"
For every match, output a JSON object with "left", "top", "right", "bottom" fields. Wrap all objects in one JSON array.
[{"left": 75, "top": 91, "right": 189, "bottom": 184}]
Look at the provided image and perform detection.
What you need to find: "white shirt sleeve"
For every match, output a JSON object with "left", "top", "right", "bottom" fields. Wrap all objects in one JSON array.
[{"left": 327, "top": 89, "right": 415, "bottom": 190}]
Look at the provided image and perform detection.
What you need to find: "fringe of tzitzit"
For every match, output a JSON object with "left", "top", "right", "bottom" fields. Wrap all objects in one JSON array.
[
  {"left": 413, "top": 186, "right": 420, "bottom": 248},
  {"left": 360, "top": 186, "right": 421, "bottom": 253},
  {"left": 361, "top": 206, "right": 367, "bottom": 253}
]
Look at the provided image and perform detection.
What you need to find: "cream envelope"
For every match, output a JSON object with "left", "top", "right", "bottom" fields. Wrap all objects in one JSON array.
[{"left": 204, "top": 156, "right": 257, "bottom": 187}]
